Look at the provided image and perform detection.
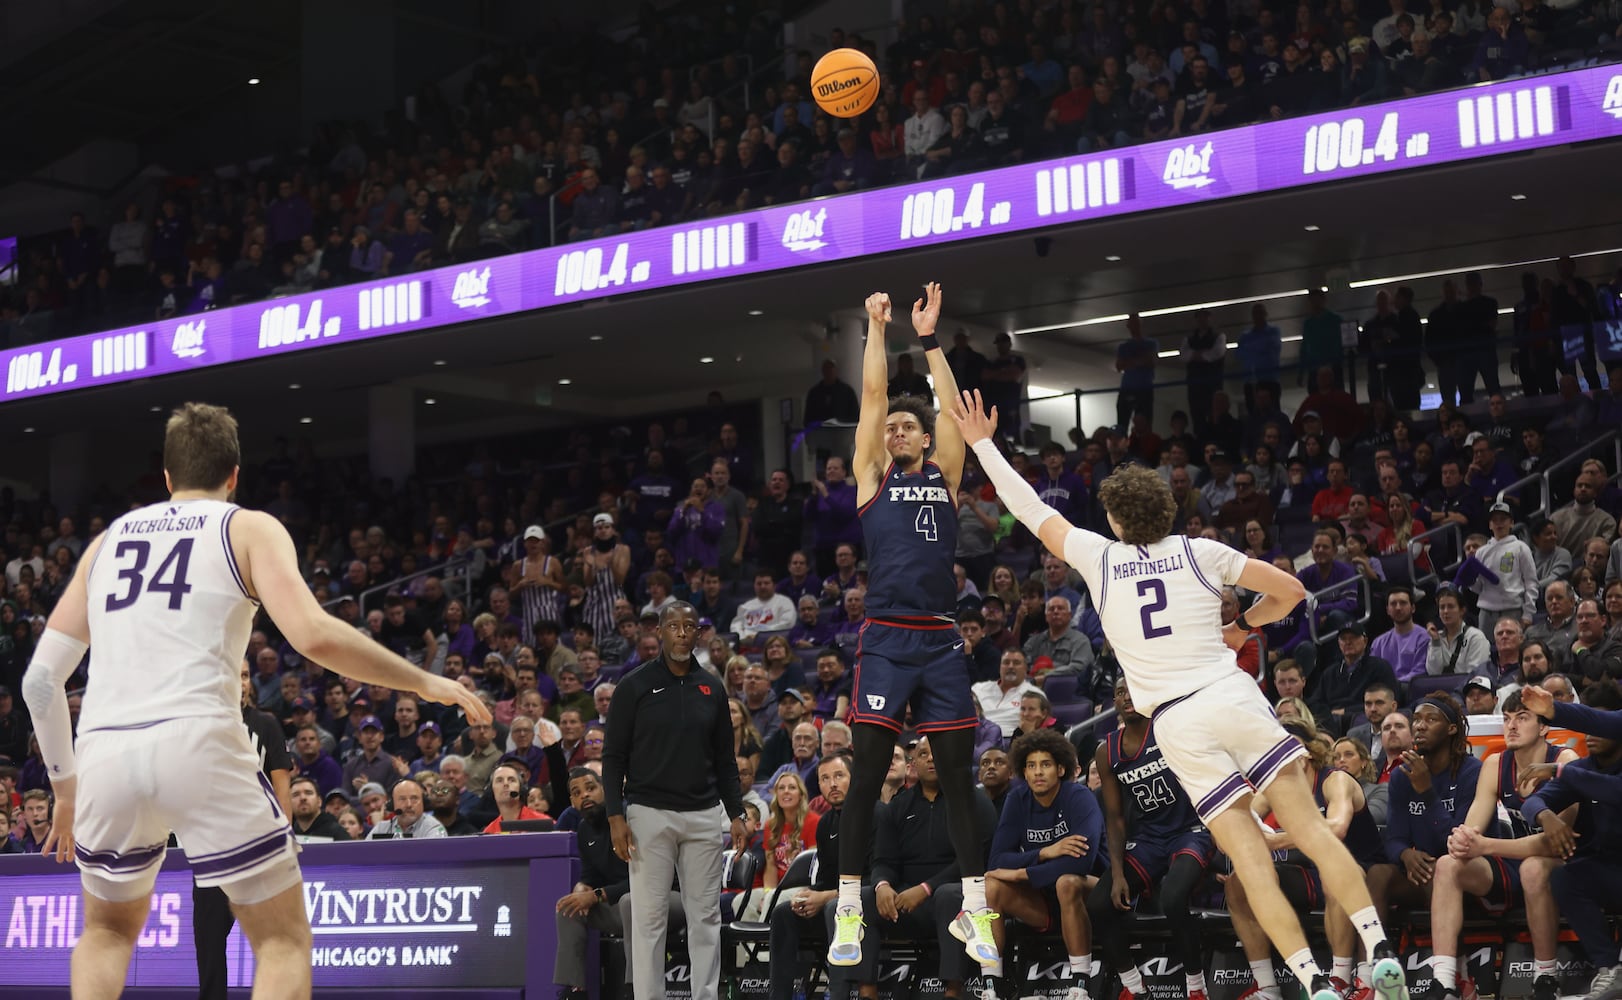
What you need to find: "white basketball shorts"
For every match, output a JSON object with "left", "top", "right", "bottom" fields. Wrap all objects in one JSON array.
[
  {"left": 73, "top": 716, "right": 298, "bottom": 900},
  {"left": 1149, "top": 669, "right": 1308, "bottom": 823}
]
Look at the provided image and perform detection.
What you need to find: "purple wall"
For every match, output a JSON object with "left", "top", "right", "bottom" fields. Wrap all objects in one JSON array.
[{"left": 0, "top": 833, "right": 578, "bottom": 997}]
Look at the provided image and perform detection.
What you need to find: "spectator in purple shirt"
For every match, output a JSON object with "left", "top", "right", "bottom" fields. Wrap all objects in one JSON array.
[
  {"left": 788, "top": 596, "right": 836, "bottom": 650},
  {"left": 1035, "top": 441, "right": 1090, "bottom": 529},
  {"left": 267, "top": 180, "right": 314, "bottom": 256},
  {"left": 1369, "top": 585, "right": 1432, "bottom": 683},
  {"left": 807, "top": 456, "right": 861, "bottom": 577},
  {"left": 667, "top": 476, "right": 726, "bottom": 571},
  {"left": 386, "top": 209, "right": 435, "bottom": 274},
  {"left": 812, "top": 128, "right": 879, "bottom": 196},
  {"left": 776, "top": 551, "right": 822, "bottom": 605},
  {"left": 808, "top": 648, "right": 853, "bottom": 722},
  {"left": 1300, "top": 528, "right": 1360, "bottom": 634},
  {"left": 349, "top": 226, "right": 386, "bottom": 278}
]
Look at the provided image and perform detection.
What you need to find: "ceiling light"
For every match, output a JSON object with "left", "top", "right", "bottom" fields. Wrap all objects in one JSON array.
[
  {"left": 288, "top": 383, "right": 301, "bottom": 390},
  {"left": 299, "top": 417, "right": 313, "bottom": 424},
  {"left": 23, "top": 427, "right": 34, "bottom": 434},
  {"left": 149, "top": 405, "right": 161, "bottom": 412},
  {"left": 433, "top": 359, "right": 447, "bottom": 366},
  {"left": 1012, "top": 288, "right": 1313, "bottom": 337},
  {"left": 1321, "top": 285, "right": 1329, "bottom": 292},
  {"left": 747, "top": 309, "right": 764, "bottom": 316},
  {"left": 1303, "top": 225, "right": 1321, "bottom": 232},
  {"left": 1104, "top": 255, "right": 1122, "bottom": 262},
  {"left": 1348, "top": 246, "right": 1622, "bottom": 289},
  {"left": 1510, "top": 193, "right": 1527, "bottom": 201},
  {"left": 699, "top": 356, "right": 715, "bottom": 364},
  {"left": 588, "top": 334, "right": 603, "bottom": 342},
  {"left": 425, "top": 398, "right": 437, "bottom": 405},
  {"left": 1281, "top": 335, "right": 1303, "bottom": 343},
  {"left": 557, "top": 378, "right": 572, "bottom": 385},
  {"left": 247, "top": 77, "right": 261, "bottom": 86}
]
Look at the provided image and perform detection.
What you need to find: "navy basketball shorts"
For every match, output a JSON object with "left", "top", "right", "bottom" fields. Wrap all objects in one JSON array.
[
  {"left": 1123, "top": 827, "right": 1216, "bottom": 891},
  {"left": 1477, "top": 854, "right": 1521, "bottom": 914},
  {"left": 847, "top": 618, "right": 976, "bottom": 733}
]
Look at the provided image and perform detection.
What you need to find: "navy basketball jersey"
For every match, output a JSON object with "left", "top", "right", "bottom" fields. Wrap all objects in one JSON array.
[
  {"left": 859, "top": 460, "right": 957, "bottom": 619},
  {"left": 1498, "top": 743, "right": 1563, "bottom": 838},
  {"left": 1313, "top": 766, "right": 1384, "bottom": 867},
  {"left": 1107, "top": 724, "right": 1202, "bottom": 837}
]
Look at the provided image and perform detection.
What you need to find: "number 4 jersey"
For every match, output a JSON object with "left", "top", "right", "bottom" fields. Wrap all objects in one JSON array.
[
  {"left": 82, "top": 499, "right": 258, "bottom": 734},
  {"left": 859, "top": 460, "right": 958, "bottom": 620},
  {"left": 1061, "top": 529, "right": 1249, "bottom": 716}
]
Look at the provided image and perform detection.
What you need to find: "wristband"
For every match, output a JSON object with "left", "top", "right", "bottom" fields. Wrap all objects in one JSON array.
[
  {"left": 920, "top": 881, "right": 933, "bottom": 896},
  {"left": 1556, "top": 760, "right": 1567, "bottom": 778},
  {"left": 875, "top": 880, "right": 892, "bottom": 892},
  {"left": 919, "top": 334, "right": 940, "bottom": 352},
  {"left": 1235, "top": 611, "right": 1253, "bottom": 632}
]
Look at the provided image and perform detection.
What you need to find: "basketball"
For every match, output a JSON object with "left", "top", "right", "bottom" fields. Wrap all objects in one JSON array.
[{"left": 811, "top": 47, "right": 879, "bottom": 118}]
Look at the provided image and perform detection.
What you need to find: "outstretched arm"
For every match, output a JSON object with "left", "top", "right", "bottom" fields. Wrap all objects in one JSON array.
[
  {"left": 852, "top": 293, "right": 894, "bottom": 505},
  {"left": 949, "top": 389, "right": 1077, "bottom": 557},
  {"left": 912, "top": 283, "right": 965, "bottom": 492}
]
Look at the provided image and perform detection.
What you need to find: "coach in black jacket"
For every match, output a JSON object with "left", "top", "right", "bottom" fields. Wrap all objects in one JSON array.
[{"left": 603, "top": 603, "right": 749, "bottom": 1000}]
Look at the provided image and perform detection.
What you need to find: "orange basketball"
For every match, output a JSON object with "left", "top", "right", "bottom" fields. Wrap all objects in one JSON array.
[{"left": 810, "top": 48, "right": 879, "bottom": 118}]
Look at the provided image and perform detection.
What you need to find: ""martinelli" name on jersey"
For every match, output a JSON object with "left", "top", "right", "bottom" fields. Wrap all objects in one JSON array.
[{"left": 1111, "top": 553, "right": 1186, "bottom": 580}]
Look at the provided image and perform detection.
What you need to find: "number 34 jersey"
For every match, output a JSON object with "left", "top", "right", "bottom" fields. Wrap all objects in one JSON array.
[
  {"left": 82, "top": 499, "right": 258, "bottom": 735},
  {"left": 1062, "top": 529, "right": 1249, "bottom": 716}
]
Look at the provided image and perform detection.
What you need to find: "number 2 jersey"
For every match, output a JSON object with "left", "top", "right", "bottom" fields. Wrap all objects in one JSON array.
[
  {"left": 1061, "top": 529, "right": 1249, "bottom": 716},
  {"left": 81, "top": 499, "right": 257, "bottom": 735}
]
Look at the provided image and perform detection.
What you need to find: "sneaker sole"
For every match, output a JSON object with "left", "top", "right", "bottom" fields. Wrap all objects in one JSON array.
[
  {"left": 948, "top": 917, "right": 1001, "bottom": 968},
  {"left": 826, "top": 946, "right": 863, "bottom": 968},
  {"left": 1370, "top": 957, "right": 1409, "bottom": 1000},
  {"left": 1312, "top": 989, "right": 1342, "bottom": 1000}
]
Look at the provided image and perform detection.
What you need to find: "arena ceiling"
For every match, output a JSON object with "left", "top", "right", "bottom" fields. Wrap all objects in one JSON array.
[{"left": 2, "top": 129, "right": 1619, "bottom": 470}]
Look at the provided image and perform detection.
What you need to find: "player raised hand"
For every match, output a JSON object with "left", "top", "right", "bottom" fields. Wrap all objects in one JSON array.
[
  {"left": 948, "top": 389, "right": 999, "bottom": 446},
  {"left": 1518, "top": 684, "right": 1554, "bottom": 721},
  {"left": 911, "top": 281, "right": 942, "bottom": 338},
  {"left": 865, "top": 292, "right": 892, "bottom": 324}
]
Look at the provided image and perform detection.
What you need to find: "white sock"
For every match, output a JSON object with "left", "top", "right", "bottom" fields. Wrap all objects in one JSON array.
[
  {"left": 963, "top": 875, "right": 987, "bottom": 912},
  {"left": 1349, "top": 905, "right": 1387, "bottom": 955},
  {"left": 1070, "top": 953, "right": 1092, "bottom": 978},
  {"left": 1431, "top": 955, "right": 1458, "bottom": 990},
  {"left": 1332, "top": 956, "right": 1355, "bottom": 983},
  {"left": 1250, "top": 959, "right": 1282, "bottom": 999},
  {"left": 1534, "top": 958, "right": 1558, "bottom": 978},
  {"left": 1357, "top": 961, "right": 1374, "bottom": 986},
  {"left": 1286, "top": 948, "right": 1323, "bottom": 987},
  {"left": 1119, "top": 967, "right": 1146, "bottom": 995},
  {"left": 838, "top": 877, "right": 861, "bottom": 912},
  {"left": 1186, "top": 971, "right": 1207, "bottom": 994},
  {"left": 986, "top": 959, "right": 1004, "bottom": 978}
]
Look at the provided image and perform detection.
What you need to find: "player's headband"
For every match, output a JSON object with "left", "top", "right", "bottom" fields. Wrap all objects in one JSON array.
[{"left": 1421, "top": 694, "right": 1463, "bottom": 728}]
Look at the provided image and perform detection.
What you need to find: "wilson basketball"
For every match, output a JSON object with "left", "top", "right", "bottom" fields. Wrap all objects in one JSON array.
[{"left": 811, "top": 48, "right": 879, "bottom": 118}]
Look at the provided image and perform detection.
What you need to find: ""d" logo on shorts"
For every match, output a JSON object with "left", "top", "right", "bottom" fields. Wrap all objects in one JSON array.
[{"left": 866, "top": 694, "right": 886, "bottom": 711}]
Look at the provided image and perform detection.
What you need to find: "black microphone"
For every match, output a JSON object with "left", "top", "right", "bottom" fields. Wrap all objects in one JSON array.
[{"left": 509, "top": 790, "right": 522, "bottom": 801}]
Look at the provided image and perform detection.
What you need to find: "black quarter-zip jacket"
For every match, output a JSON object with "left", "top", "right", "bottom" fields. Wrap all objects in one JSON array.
[{"left": 601, "top": 656, "right": 745, "bottom": 820}]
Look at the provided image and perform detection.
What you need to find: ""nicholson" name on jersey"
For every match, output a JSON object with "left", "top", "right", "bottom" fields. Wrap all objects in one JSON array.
[
  {"left": 119, "top": 515, "right": 209, "bottom": 535},
  {"left": 888, "top": 486, "right": 952, "bottom": 503},
  {"left": 1111, "top": 553, "right": 1186, "bottom": 580}
]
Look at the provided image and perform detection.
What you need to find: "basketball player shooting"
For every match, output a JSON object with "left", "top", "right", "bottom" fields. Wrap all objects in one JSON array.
[
  {"left": 826, "top": 284, "right": 1001, "bottom": 970},
  {"left": 22, "top": 403, "right": 492, "bottom": 1000},
  {"left": 947, "top": 389, "right": 1410, "bottom": 1000}
]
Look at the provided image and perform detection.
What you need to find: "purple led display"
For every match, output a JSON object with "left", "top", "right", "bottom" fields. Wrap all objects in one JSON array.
[
  {"left": 0, "top": 849, "right": 544, "bottom": 990},
  {"left": 4, "top": 66, "right": 1621, "bottom": 405}
]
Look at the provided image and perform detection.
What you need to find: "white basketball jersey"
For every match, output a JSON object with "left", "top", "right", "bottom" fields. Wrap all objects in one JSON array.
[
  {"left": 81, "top": 499, "right": 257, "bottom": 734},
  {"left": 1062, "top": 529, "right": 1249, "bottom": 715}
]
